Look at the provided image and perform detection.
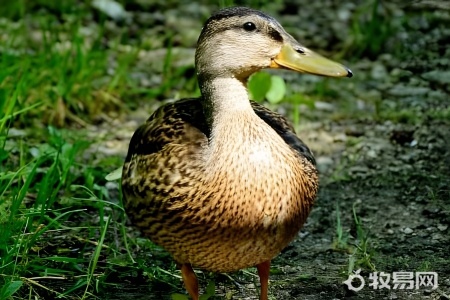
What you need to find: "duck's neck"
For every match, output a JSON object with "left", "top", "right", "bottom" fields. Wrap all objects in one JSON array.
[
  {"left": 200, "top": 76, "right": 254, "bottom": 129},
  {"left": 199, "top": 75, "right": 273, "bottom": 168}
]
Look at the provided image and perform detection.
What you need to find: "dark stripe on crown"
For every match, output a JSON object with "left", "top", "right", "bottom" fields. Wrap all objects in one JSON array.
[
  {"left": 201, "top": 7, "right": 283, "bottom": 42},
  {"left": 208, "top": 7, "right": 272, "bottom": 22}
]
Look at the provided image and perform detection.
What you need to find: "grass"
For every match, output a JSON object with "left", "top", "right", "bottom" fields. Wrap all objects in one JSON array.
[
  {"left": 343, "top": 0, "right": 397, "bottom": 59},
  {"left": 0, "top": 123, "right": 128, "bottom": 298},
  {"left": 0, "top": 2, "right": 139, "bottom": 297},
  {"left": 333, "top": 204, "right": 350, "bottom": 251},
  {"left": 350, "top": 202, "right": 376, "bottom": 272},
  {"left": 0, "top": 0, "right": 206, "bottom": 297},
  {"left": 333, "top": 201, "right": 376, "bottom": 279},
  {"left": 0, "top": 3, "right": 134, "bottom": 127}
]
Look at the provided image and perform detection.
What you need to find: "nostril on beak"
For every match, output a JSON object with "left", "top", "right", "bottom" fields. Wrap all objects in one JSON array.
[
  {"left": 295, "top": 48, "right": 305, "bottom": 54},
  {"left": 346, "top": 68, "right": 353, "bottom": 78}
]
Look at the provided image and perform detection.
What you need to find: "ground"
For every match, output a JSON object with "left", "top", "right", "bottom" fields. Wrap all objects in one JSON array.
[{"left": 1, "top": 0, "right": 449, "bottom": 299}]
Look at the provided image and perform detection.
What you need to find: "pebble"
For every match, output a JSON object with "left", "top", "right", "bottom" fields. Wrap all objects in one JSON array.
[
  {"left": 366, "top": 149, "right": 377, "bottom": 158},
  {"left": 316, "top": 156, "right": 334, "bottom": 173},
  {"left": 314, "top": 101, "right": 335, "bottom": 111},
  {"left": 371, "top": 63, "right": 388, "bottom": 80},
  {"left": 92, "top": 0, "right": 131, "bottom": 22},
  {"left": 432, "top": 233, "right": 443, "bottom": 241},
  {"left": 422, "top": 70, "right": 450, "bottom": 84},
  {"left": 403, "top": 227, "right": 414, "bottom": 234},
  {"left": 105, "top": 181, "right": 119, "bottom": 190},
  {"left": 388, "top": 85, "right": 430, "bottom": 96},
  {"left": 437, "top": 224, "right": 448, "bottom": 232},
  {"left": 7, "top": 128, "right": 26, "bottom": 137}
]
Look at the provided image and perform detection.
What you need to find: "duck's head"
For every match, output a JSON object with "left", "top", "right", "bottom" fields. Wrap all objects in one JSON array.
[{"left": 195, "top": 7, "right": 352, "bottom": 82}]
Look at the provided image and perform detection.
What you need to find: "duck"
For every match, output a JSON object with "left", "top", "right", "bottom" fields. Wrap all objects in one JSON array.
[{"left": 121, "top": 6, "right": 352, "bottom": 300}]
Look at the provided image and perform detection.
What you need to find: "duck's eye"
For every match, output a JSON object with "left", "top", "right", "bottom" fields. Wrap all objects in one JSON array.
[{"left": 243, "top": 22, "right": 256, "bottom": 31}]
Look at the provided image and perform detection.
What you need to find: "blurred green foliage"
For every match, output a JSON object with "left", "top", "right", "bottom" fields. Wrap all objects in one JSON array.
[{"left": 248, "top": 72, "right": 286, "bottom": 104}]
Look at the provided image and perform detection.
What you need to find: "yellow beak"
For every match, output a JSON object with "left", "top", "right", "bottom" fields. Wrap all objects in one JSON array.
[{"left": 270, "top": 43, "right": 352, "bottom": 78}]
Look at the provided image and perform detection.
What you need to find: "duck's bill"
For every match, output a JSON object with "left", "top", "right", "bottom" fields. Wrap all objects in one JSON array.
[{"left": 270, "top": 43, "right": 352, "bottom": 78}]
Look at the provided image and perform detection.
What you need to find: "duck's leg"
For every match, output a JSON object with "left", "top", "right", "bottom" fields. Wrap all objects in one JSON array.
[
  {"left": 256, "top": 260, "right": 271, "bottom": 300},
  {"left": 180, "top": 263, "right": 199, "bottom": 300}
]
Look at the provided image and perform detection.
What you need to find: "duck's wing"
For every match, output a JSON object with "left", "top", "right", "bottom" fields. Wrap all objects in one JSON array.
[
  {"left": 122, "top": 98, "right": 208, "bottom": 217},
  {"left": 250, "top": 100, "right": 316, "bottom": 165},
  {"left": 124, "top": 98, "right": 209, "bottom": 162},
  {"left": 122, "top": 97, "right": 214, "bottom": 243}
]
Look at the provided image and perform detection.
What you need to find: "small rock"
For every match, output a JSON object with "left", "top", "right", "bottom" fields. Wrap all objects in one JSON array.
[
  {"left": 314, "top": 101, "right": 335, "bottom": 111},
  {"left": 371, "top": 63, "right": 388, "bottom": 80},
  {"left": 337, "top": 8, "right": 351, "bottom": 21},
  {"left": 366, "top": 149, "right": 377, "bottom": 158},
  {"left": 403, "top": 227, "right": 414, "bottom": 234},
  {"left": 333, "top": 133, "right": 347, "bottom": 142},
  {"left": 105, "top": 181, "right": 119, "bottom": 190},
  {"left": 298, "top": 231, "right": 310, "bottom": 239},
  {"left": 7, "top": 128, "right": 26, "bottom": 137},
  {"left": 92, "top": 0, "right": 130, "bottom": 22},
  {"left": 437, "top": 224, "right": 448, "bottom": 232},
  {"left": 422, "top": 70, "right": 450, "bottom": 85},
  {"left": 388, "top": 85, "right": 429, "bottom": 97},
  {"left": 282, "top": 266, "right": 297, "bottom": 274},
  {"left": 432, "top": 233, "right": 443, "bottom": 241},
  {"left": 390, "top": 68, "right": 413, "bottom": 78},
  {"left": 316, "top": 156, "right": 334, "bottom": 173}
]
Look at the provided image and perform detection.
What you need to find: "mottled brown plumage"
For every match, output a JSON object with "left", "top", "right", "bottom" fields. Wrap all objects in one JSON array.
[{"left": 121, "top": 6, "right": 351, "bottom": 300}]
